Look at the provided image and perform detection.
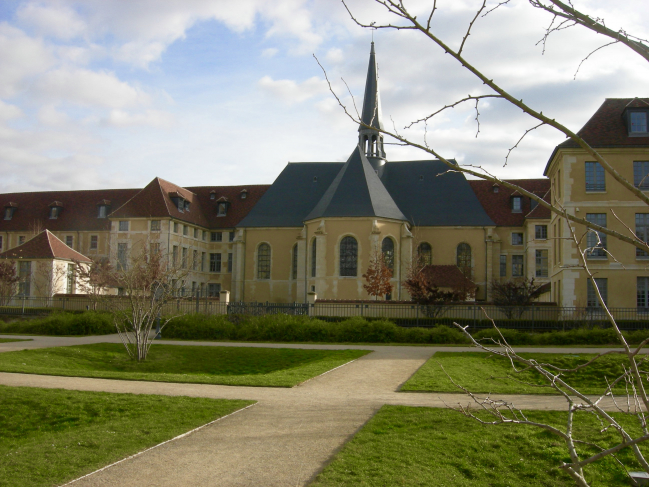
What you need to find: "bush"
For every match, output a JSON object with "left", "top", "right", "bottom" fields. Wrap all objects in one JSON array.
[{"left": 0, "top": 312, "right": 114, "bottom": 336}]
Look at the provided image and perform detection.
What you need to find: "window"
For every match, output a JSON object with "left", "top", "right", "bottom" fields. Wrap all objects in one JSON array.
[
  {"left": 18, "top": 261, "right": 31, "bottom": 296},
  {"left": 97, "top": 205, "right": 108, "bottom": 218},
  {"left": 191, "top": 281, "right": 197, "bottom": 295},
  {"left": 229, "top": 231, "right": 235, "bottom": 242},
  {"left": 172, "top": 245, "right": 178, "bottom": 266},
  {"left": 511, "top": 233, "right": 523, "bottom": 246},
  {"left": 150, "top": 220, "right": 161, "bottom": 231},
  {"left": 202, "top": 231, "right": 207, "bottom": 241},
  {"left": 292, "top": 244, "right": 298, "bottom": 280},
  {"left": 493, "top": 185, "right": 499, "bottom": 193},
  {"left": 587, "top": 278, "right": 608, "bottom": 308},
  {"left": 217, "top": 202, "right": 228, "bottom": 217},
  {"left": 535, "top": 225, "right": 548, "bottom": 240},
  {"left": 118, "top": 221, "right": 129, "bottom": 232},
  {"left": 535, "top": 250, "right": 548, "bottom": 278},
  {"left": 311, "top": 239, "right": 317, "bottom": 277},
  {"left": 511, "top": 196, "right": 522, "bottom": 213},
  {"left": 499, "top": 255, "right": 507, "bottom": 277},
  {"left": 512, "top": 255, "right": 524, "bottom": 277},
  {"left": 194, "top": 228, "right": 199, "bottom": 239},
  {"left": 240, "top": 190, "right": 247, "bottom": 199},
  {"left": 636, "top": 214, "right": 649, "bottom": 257},
  {"left": 0, "top": 236, "right": 3, "bottom": 250},
  {"left": 201, "top": 252, "right": 206, "bottom": 272},
  {"left": 457, "top": 243, "right": 471, "bottom": 276},
  {"left": 257, "top": 244, "right": 271, "bottom": 279},
  {"left": 193, "top": 250, "right": 198, "bottom": 270},
  {"left": 382, "top": 238, "right": 394, "bottom": 272},
  {"left": 417, "top": 243, "right": 432, "bottom": 265},
  {"left": 181, "top": 247, "right": 188, "bottom": 269},
  {"left": 150, "top": 243, "right": 160, "bottom": 255},
  {"left": 4, "top": 207, "right": 14, "bottom": 220},
  {"left": 65, "top": 236, "right": 73, "bottom": 248},
  {"left": 228, "top": 253, "right": 233, "bottom": 273},
  {"left": 638, "top": 277, "right": 649, "bottom": 310},
  {"left": 586, "top": 213, "right": 607, "bottom": 258},
  {"left": 49, "top": 207, "right": 60, "bottom": 219},
  {"left": 340, "top": 236, "right": 358, "bottom": 277},
  {"left": 634, "top": 161, "right": 649, "bottom": 190},
  {"left": 184, "top": 200, "right": 190, "bottom": 212},
  {"left": 585, "top": 162, "right": 605, "bottom": 192},
  {"left": 117, "top": 243, "right": 128, "bottom": 270},
  {"left": 210, "top": 192, "right": 216, "bottom": 200},
  {"left": 208, "top": 283, "right": 221, "bottom": 297},
  {"left": 210, "top": 253, "right": 222, "bottom": 273},
  {"left": 18, "top": 236, "right": 25, "bottom": 245},
  {"left": 215, "top": 232, "right": 223, "bottom": 242},
  {"left": 630, "top": 111, "right": 648, "bottom": 134},
  {"left": 183, "top": 225, "right": 188, "bottom": 236},
  {"left": 173, "top": 222, "right": 179, "bottom": 233},
  {"left": 66, "top": 263, "right": 75, "bottom": 294},
  {"left": 89, "top": 235, "right": 98, "bottom": 250}
]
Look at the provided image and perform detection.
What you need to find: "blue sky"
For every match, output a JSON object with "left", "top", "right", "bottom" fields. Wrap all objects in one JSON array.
[{"left": 0, "top": 0, "right": 648, "bottom": 192}]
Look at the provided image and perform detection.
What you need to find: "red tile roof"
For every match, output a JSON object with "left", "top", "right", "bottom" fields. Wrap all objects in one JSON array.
[
  {"left": 469, "top": 179, "right": 550, "bottom": 226},
  {"left": 545, "top": 98, "right": 649, "bottom": 174},
  {"left": 0, "top": 230, "right": 91, "bottom": 262},
  {"left": 0, "top": 188, "right": 139, "bottom": 232},
  {"left": 525, "top": 190, "right": 551, "bottom": 219},
  {"left": 186, "top": 185, "right": 270, "bottom": 229},
  {"left": 422, "top": 265, "right": 475, "bottom": 289}
]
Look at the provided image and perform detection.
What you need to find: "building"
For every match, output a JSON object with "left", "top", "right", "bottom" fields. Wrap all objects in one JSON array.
[
  {"left": 1, "top": 43, "right": 566, "bottom": 303},
  {"left": 545, "top": 98, "right": 649, "bottom": 309}
]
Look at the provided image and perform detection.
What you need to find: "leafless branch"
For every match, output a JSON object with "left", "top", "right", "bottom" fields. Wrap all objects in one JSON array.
[{"left": 504, "top": 122, "right": 544, "bottom": 166}]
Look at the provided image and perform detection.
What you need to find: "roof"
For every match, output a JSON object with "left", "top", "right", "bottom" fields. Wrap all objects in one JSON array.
[
  {"left": 381, "top": 160, "right": 495, "bottom": 226},
  {"left": 360, "top": 42, "right": 384, "bottom": 132},
  {"left": 469, "top": 179, "right": 550, "bottom": 226},
  {"left": 525, "top": 190, "right": 551, "bottom": 219},
  {"left": 545, "top": 98, "right": 649, "bottom": 175},
  {"left": 238, "top": 162, "right": 343, "bottom": 227},
  {"left": 422, "top": 265, "right": 476, "bottom": 289},
  {"left": 0, "top": 230, "right": 91, "bottom": 262},
  {"left": 305, "top": 146, "right": 407, "bottom": 221},
  {"left": 0, "top": 188, "right": 138, "bottom": 233},
  {"left": 185, "top": 185, "right": 269, "bottom": 229}
]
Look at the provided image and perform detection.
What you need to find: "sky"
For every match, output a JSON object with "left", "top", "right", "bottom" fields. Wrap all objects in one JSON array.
[{"left": 0, "top": 0, "right": 648, "bottom": 193}]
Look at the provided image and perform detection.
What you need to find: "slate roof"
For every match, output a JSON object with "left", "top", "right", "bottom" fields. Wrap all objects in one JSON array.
[
  {"left": 469, "top": 179, "right": 550, "bottom": 226},
  {"left": 360, "top": 42, "right": 384, "bottom": 131},
  {"left": 0, "top": 230, "right": 91, "bottom": 262},
  {"left": 545, "top": 98, "right": 649, "bottom": 174},
  {"left": 305, "top": 146, "right": 407, "bottom": 221},
  {"left": 381, "top": 160, "right": 495, "bottom": 226},
  {"left": 0, "top": 188, "right": 138, "bottom": 232},
  {"left": 238, "top": 162, "right": 343, "bottom": 227}
]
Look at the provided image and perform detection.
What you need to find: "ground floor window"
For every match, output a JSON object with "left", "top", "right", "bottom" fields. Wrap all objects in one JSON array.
[
  {"left": 638, "top": 277, "right": 649, "bottom": 311},
  {"left": 512, "top": 255, "right": 524, "bottom": 277},
  {"left": 535, "top": 250, "right": 548, "bottom": 278},
  {"left": 208, "top": 283, "right": 221, "bottom": 297},
  {"left": 18, "top": 261, "right": 31, "bottom": 296},
  {"left": 587, "top": 278, "right": 608, "bottom": 308}
]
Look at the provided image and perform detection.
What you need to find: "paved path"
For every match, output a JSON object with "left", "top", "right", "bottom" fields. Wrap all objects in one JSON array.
[{"left": 0, "top": 335, "right": 630, "bottom": 486}]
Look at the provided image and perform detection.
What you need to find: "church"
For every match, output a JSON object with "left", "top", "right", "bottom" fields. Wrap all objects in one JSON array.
[{"left": 0, "top": 43, "right": 555, "bottom": 304}]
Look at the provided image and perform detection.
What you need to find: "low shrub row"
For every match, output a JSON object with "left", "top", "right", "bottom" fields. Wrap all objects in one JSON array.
[{"left": 0, "top": 312, "right": 114, "bottom": 336}]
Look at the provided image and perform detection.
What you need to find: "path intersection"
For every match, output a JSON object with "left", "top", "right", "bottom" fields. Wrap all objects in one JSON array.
[{"left": 0, "top": 335, "right": 626, "bottom": 486}]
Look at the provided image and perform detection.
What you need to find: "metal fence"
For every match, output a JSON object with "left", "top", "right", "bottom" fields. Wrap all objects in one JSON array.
[{"left": 1, "top": 295, "right": 648, "bottom": 331}]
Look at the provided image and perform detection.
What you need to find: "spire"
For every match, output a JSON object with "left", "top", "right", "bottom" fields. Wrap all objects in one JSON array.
[{"left": 359, "top": 41, "right": 387, "bottom": 173}]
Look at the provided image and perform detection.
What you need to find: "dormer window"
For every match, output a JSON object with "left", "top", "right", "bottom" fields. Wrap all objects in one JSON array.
[
  {"left": 210, "top": 190, "right": 216, "bottom": 200},
  {"left": 170, "top": 197, "right": 184, "bottom": 213},
  {"left": 184, "top": 200, "right": 190, "bottom": 212},
  {"left": 96, "top": 199, "right": 111, "bottom": 219},
  {"left": 217, "top": 202, "right": 228, "bottom": 217},
  {"left": 49, "top": 201, "right": 63, "bottom": 219},
  {"left": 4, "top": 204, "right": 16, "bottom": 220},
  {"left": 240, "top": 190, "right": 248, "bottom": 200},
  {"left": 511, "top": 196, "right": 522, "bottom": 213},
  {"left": 624, "top": 108, "right": 649, "bottom": 136},
  {"left": 492, "top": 185, "right": 499, "bottom": 193}
]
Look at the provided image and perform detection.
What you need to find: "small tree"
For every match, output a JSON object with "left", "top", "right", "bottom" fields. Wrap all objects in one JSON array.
[
  {"left": 0, "top": 260, "right": 20, "bottom": 305},
  {"left": 363, "top": 251, "right": 393, "bottom": 299},
  {"left": 491, "top": 277, "right": 546, "bottom": 319}
]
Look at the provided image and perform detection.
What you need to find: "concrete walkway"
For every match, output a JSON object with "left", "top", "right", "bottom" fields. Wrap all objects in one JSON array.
[{"left": 0, "top": 335, "right": 629, "bottom": 486}]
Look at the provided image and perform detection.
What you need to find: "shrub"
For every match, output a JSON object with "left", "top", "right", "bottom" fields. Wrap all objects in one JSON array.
[{"left": 0, "top": 312, "right": 114, "bottom": 336}]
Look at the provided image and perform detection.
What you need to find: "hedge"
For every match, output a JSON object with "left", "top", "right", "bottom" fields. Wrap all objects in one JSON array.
[{"left": 0, "top": 312, "right": 114, "bottom": 336}]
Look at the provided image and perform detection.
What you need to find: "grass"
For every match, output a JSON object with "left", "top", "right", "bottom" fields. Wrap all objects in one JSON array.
[
  {"left": 311, "top": 406, "right": 645, "bottom": 486},
  {"left": 401, "top": 351, "right": 639, "bottom": 394},
  {"left": 0, "top": 385, "right": 253, "bottom": 487},
  {"left": 0, "top": 338, "right": 31, "bottom": 343},
  {"left": 0, "top": 343, "right": 370, "bottom": 387}
]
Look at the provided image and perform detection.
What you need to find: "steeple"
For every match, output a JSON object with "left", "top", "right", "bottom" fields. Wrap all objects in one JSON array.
[{"left": 359, "top": 41, "right": 387, "bottom": 173}]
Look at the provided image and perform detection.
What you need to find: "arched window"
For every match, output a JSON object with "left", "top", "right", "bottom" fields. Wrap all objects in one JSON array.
[
  {"left": 311, "top": 238, "right": 317, "bottom": 278},
  {"left": 457, "top": 243, "right": 472, "bottom": 276},
  {"left": 417, "top": 242, "right": 432, "bottom": 266},
  {"left": 382, "top": 237, "right": 394, "bottom": 272},
  {"left": 340, "top": 236, "right": 358, "bottom": 277},
  {"left": 257, "top": 243, "right": 271, "bottom": 279},
  {"left": 291, "top": 244, "right": 298, "bottom": 280}
]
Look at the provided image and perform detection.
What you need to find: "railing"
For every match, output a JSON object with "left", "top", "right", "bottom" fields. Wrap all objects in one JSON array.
[{"left": 0, "top": 296, "right": 648, "bottom": 330}]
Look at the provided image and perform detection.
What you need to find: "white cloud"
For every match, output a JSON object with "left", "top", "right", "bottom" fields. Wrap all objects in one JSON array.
[
  {"left": 16, "top": 3, "right": 87, "bottom": 40},
  {"left": 37, "top": 105, "right": 69, "bottom": 126},
  {"left": 33, "top": 68, "right": 151, "bottom": 108},
  {"left": 258, "top": 75, "right": 328, "bottom": 104},
  {"left": 0, "top": 101, "right": 23, "bottom": 121},
  {"left": 262, "top": 47, "right": 279, "bottom": 58},
  {"left": 103, "top": 109, "right": 174, "bottom": 128},
  {"left": 325, "top": 48, "right": 343, "bottom": 64}
]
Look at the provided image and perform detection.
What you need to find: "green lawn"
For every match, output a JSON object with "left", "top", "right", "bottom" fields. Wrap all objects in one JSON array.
[
  {"left": 401, "top": 351, "right": 642, "bottom": 394},
  {"left": 311, "top": 406, "right": 645, "bottom": 486},
  {"left": 0, "top": 343, "right": 369, "bottom": 387},
  {"left": 0, "top": 385, "right": 252, "bottom": 487},
  {"left": 0, "top": 338, "right": 31, "bottom": 343}
]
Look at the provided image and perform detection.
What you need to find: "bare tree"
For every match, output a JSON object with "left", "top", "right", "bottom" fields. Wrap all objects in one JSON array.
[
  {"left": 491, "top": 277, "right": 546, "bottom": 319},
  {"left": 332, "top": 1, "right": 649, "bottom": 484},
  {"left": 0, "top": 260, "right": 20, "bottom": 306}
]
